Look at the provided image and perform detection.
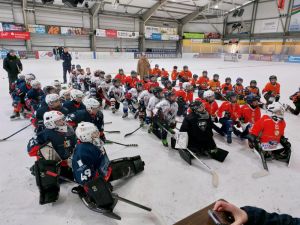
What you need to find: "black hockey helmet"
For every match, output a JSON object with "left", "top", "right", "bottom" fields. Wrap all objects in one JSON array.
[
  {"left": 213, "top": 74, "right": 219, "bottom": 79},
  {"left": 119, "top": 68, "right": 124, "bottom": 73},
  {"left": 226, "top": 91, "right": 237, "bottom": 100},
  {"left": 269, "top": 75, "right": 277, "bottom": 81},
  {"left": 250, "top": 80, "right": 257, "bottom": 85},
  {"left": 163, "top": 79, "right": 172, "bottom": 87},
  {"left": 236, "top": 77, "right": 243, "bottom": 83},
  {"left": 202, "top": 70, "right": 208, "bottom": 75},
  {"left": 136, "top": 81, "right": 144, "bottom": 90},
  {"left": 189, "top": 100, "right": 205, "bottom": 114},
  {"left": 193, "top": 74, "right": 199, "bottom": 79},
  {"left": 173, "top": 65, "right": 178, "bottom": 69},
  {"left": 152, "top": 86, "right": 163, "bottom": 98},
  {"left": 164, "top": 90, "right": 177, "bottom": 102},
  {"left": 43, "top": 85, "right": 56, "bottom": 95},
  {"left": 112, "top": 78, "right": 121, "bottom": 86},
  {"left": 155, "top": 64, "right": 159, "bottom": 68},
  {"left": 246, "top": 93, "right": 259, "bottom": 105},
  {"left": 225, "top": 77, "right": 231, "bottom": 82},
  {"left": 131, "top": 70, "right": 137, "bottom": 76}
]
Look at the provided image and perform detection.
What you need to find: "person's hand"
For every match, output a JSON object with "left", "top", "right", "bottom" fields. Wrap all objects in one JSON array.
[{"left": 213, "top": 200, "right": 248, "bottom": 225}]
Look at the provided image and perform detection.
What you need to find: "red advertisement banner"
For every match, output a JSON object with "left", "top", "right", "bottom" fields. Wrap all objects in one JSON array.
[
  {"left": 105, "top": 29, "right": 117, "bottom": 38},
  {"left": 0, "top": 32, "right": 30, "bottom": 40}
]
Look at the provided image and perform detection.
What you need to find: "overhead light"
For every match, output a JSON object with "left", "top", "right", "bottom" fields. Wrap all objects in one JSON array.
[
  {"left": 112, "top": 0, "right": 120, "bottom": 9},
  {"left": 214, "top": 5, "right": 219, "bottom": 9}
]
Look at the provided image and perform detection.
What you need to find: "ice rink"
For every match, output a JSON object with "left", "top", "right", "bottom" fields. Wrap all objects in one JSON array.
[{"left": 0, "top": 58, "right": 299, "bottom": 225}]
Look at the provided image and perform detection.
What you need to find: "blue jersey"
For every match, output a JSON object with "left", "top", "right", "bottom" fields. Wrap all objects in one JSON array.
[
  {"left": 26, "top": 88, "right": 45, "bottom": 105},
  {"left": 63, "top": 100, "right": 86, "bottom": 114},
  {"left": 72, "top": 142, "right": 110, "bottom": 185},
  {"left": 36, "top": 126, "right": 77, "bottom": 160},
  {"left": 66, "top": 109, "right": 104, "bottom": 132}
]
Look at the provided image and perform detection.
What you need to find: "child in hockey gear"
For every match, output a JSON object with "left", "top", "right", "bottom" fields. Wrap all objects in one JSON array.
[
  {"left": 153, "top": 91, "right": 178, "bottom": 147},
  {"left": 163, "top": 80, "right": 175, "bottom": 93},
  {"left": 178, "top": 65, "right": 192, "bottom": 82},
  {"left": 90, "top": 70, "right": 102, "bottom": 89},
  {"left": 109, "top": 79, "right": 124, "bottom": 114},
  {"left": 52, "top": 80, "right": 62, "bottom": 94},
  {"left": 125, "top": 70, "right": 139, "bottom": 90},
  {"left": 176, "top": 82, "right": 192, "bottom": 117},
  {"left": 35, "top": 94, "right": 69, "bottom": 133},
  {"left": 10, "top": 73, "right": 35, "bottom": 119},
  {"left": 196, "top": 70, "right": 209, "bottom": 98},
  {"left": 233, "top": 77, "right": 245, "bottom": 105},
  {"left": 146, "top": 86, "right": 164, "bottom": 126},
  {"left": 248, "top": 102, "right": 291, "bottom": 163},
  {"left": 221, "top": 77, "right": 233, "bottom": 97},
  {"left": 150, "top": 64, "right": 161, "bottom": 77},
  {"left": 98, "top": 74, "right": 112, "bottom": 108},
  {"left": 233, "top": 94, "right": 261, "bottom": 139},
  {"left": 217, "top": 91, "right": 241, "bottom": 143},
  {"left": 71, "top": 122, "right": 145, "bottom": 215},
  {"left": 160, "top": 68, "right": 169, "bottom": 84},
  {"left": 25, "top": 80, "right": 44, "bottom": 112},
  {"left": 171, "top": 66, "right": 179, "bottom": 87},
  {"left": 209, "top": 74, "right": 222, "bottom": 100},
  {"left": 114, "top": 69, "right": 127, "bottom": 85},
  {"left": 66, "top": 98, "right": 106, "bottom": 142},
  {"left": 122, "top": 82, "right": 143, "bottom": 118},
  {"left": 180, "top": 101, "right": 228, "bottom": 162},
  {"left": 77, "top": 71, "right": 86, "bottom": 92},
  {"left": 285, "top": 88, "right": 300, "bottom": 115},
  {"left": 262, "top": 75, "right": 280, "bottom": 105},
  {"left": 59, "top": 89, "right": 71, "bottom": 103},
  {"left": 245, "top": 80, "right": 261, "bottom": 98},
  {"left": 63, "top": 89, "right": 86, "bottom": 114},
  {"left": 10, "top": 73, "right": 25, "bottom": 98},
  {"left": 190, "top": 74, "right": 198, "bottom": 90},
  {"left": 150, "top": 75, "right": 160, "bottom": 87},
  {"left": 84, "top": 68, "right": 92, "bottom": 91},
  {"left": 138, "top": 83, "right": 155, "bottom": 125}
]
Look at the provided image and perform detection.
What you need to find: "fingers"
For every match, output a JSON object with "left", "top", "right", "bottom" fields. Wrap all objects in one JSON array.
[{"left": 213, "top": 200, "right": 229, "bottom": 211}]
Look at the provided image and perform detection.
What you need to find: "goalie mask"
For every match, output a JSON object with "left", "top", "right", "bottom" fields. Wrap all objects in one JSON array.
[{"left": 43, "top": 111, "right": 68, "bottom": 133}]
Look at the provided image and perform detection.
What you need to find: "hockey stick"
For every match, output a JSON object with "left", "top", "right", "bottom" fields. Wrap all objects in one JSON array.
[
  {"left": 104, "top": 131, "right": 121, "bottom": 134},
  {"left": 106, "top": 140, "right": 138, "bottom": 147},
  {"left": 185, "top": 148, "right": 219, "bottom": 188},
  {"left": 0, "top": 123, "right": 32, "bottom": 142},
  {"left": 252, "top": 148, "right": 269, "bottom": 178},
  {"left": 104, "top": 122, "right": 112, "bottom": 125},
  {"left": 124, "top": 125, "right": 143, "bottom": 137}
]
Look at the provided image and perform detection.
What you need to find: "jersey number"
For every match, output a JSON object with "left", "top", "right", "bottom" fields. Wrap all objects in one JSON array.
[{"left": 80, "top": 169, "right": 91, "bottom": 181}]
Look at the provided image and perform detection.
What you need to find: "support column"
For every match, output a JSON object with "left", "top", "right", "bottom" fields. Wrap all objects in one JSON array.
[
  {"left": 89, "top": 3, "right": 101, "bottom": 52},
  {"left": 139, "top": 20, "right": 145, "bottom": 52},
  {"left": 22, "top": 0, "right": 32, "bottom": 50},
  {"left": 177, "top": 23, "right": 183, "bottom": 57}
]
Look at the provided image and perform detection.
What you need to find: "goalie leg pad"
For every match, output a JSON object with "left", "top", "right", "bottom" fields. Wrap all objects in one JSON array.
[
  {"left": 34, "top": 159, "right": 60, "bottom": 205},
  {"left": 109, "top": 156, "right": 145, "bottom": 182}
]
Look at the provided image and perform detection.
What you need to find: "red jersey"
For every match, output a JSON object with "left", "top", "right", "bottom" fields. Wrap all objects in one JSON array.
[
  {"left": 233, "top": 84, "right": 244, "bottom": 96},
  {"left": 245, "top": 86, "right": 260, "bottom": 97},
  {"left": 179, "top": 70, "right": 192, "bottom": 82},
  {"left": 197, "top": 76, "right": 210, "bottom": 90},
  {"left": 221, "top": 83, "right": 233, "bottom": 95},
  {"left": 114, "top": 73, "right": 127, "bottom": 84},
  {"left": 240, "top": 104, "right": 261, "bottom": 124},
  {"left": 262, "top": 82, "right": 280, "bottom": 95},
  {"left": 150, "top": 68, "right": 161, "bottom": 77},
  {"left": 171, "top": 70, "right": 179, "bottom": 81},
  {"left": 217, "top": 101, "right": 241, "bottom": 121},
  {"left": 161, "top": 70, "right": 169, "bottom": 78},
  {"left": 250, "top": 115, "right": 285, "bottom": 143},
  {"left": 125, "top": 76, "right": 140, "bottom": 88},
  {"left": 186, "top": 91, "right": 193, "bottom": 103},
  {"left": 176, "top": 90, "right": 187, "bottom": 102},
  {"left": 209, "top": 80, "right": 221, "bottom": 92},
  {"left": 190, "top": 79, "right": 197, "bottom": 87}
]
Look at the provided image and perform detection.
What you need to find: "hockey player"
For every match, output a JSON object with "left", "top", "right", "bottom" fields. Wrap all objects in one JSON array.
[
  {"left": 149, "top": 75, "right": 160, "bottom": 87},
  {"left": 52, "top": 80, "right": 62, "bottom": 95},
  {"left": 245, "top": 80, "right": 261, "bottom": 98},
  {"left": 176, "top": 82, "right": 192, "bottom": 117},
  {"left": 285, "top": 87, "right": 300, "bottom": 115},
  {"left": 59, "top": 89, "right": 71, "bottom": 103},
  {"left": 221, "top": 77, "right": 233, "bottom": 97},
  {"left": 190, "top": 74, "right": 198, "bottom": 90},
  {"left": 109, "top": 79, "right": 124, "bottom": 114},
  {"left": 35, "top": 94, "right": 69, "bottom": 133},
  {"left": 152, "top": 90, "right": 178, "bottom": 147},
  {"left": 150, "top": 64, "right": 161, "bottom": 77},
  {"left": 25, "top": 80, "right": 44, "bottom": 112},
  {"left": 10, "top": 73, "right": 35, "bottom": 119},
  {"left": 84, "top": 68, "right": 92, "bottom": 91},
  {"left": 209, "top": 74, "right": 222, "bottom": 100},
  {"left": 248, "top": 102, "right": 291, "bottom": 163},
  {"left": 162, "top": 79, "right": 176, "bottom": 93},
  {"left": 71, "top": 122, "right": 145, "bottom": 215},
  {"left": 137, "top": 83, "right": 155, "bottom": 125},
  {"left": 233, "top": 77, "right": 245, "bottom": 105},
  {"left": 63, "top": 89, "right": 86, "bottom": 114},
  {"left": 171, "top": 66, "right": 179, "bottom": 87},
  {"left": 66, "top": 98, "right": 106, "bottom": 142},
  {"left": 122, "top": 82, "right": 143, "bottom": 118},
  {"left": 90, "top": 70, "right": 103, "bottom": 89},
  {"left": 217, "top": 91, "right": 241, "bottom": 143},
  {"left": 262, "top": 75, "right": 280, "bottom": 105},
  {"left": 196, "top": 70, "right": 209, "bottom": 98},
  {"left": 114, "top": 69, "right": 127, "bottom": 85},
  {"left": 160, "top": 68, "right": 169, "bottom": 85},
  {"left": 178, "top": 65, "right": 192, "bottom": 82},
  {"left": 98, "top": 74, "right": 112, "bottom": 108},
  {"left": 146, "top": 86, "right": 164, "bottom": 126},
  {"left": 29, "top": 111, "right": 77, "bottom": 205},
  {"left": 124, "top": 70, "right": 139, "bottom": 91},
  {"left": 10, "top": 73, "right": 25, "bottom": 100},
  {"left": 233, "top": 94, "right": 261, "bottom": 139},
  {"left": 77, "top": 71, "right": 86, "bottom": 92},
  {"left": 179, "top": 101, "right": 228, "bottom": 163}
]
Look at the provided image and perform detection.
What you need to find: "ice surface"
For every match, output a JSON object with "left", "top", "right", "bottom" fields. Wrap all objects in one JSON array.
[{"left": 0, "top": 58, "right": 299, "bottom": 225}]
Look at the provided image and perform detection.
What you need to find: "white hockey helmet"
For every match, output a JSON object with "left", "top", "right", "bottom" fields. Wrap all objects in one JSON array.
[
  {"left": 267, "top": 102, "right": 285, "bottom": 120},
  {"left": 18, "top": 74, "right": 25, "bottom": 80},
  {"left": 43, "top": 111, "right": 65, "bottom": 129},
  {"left": 70, "top": 89, "right": 84, "bottom": 100},
  {"left": 25, "top": 73, "right": 35, "bottom": 83},
  {"left": 75, "top": 122, "right": 99, "bottom": 143},
  {"left": 52, "top": 80, "right": 61, "bottom": 89},
  {"left": 45, "top": 93, "right": 60, "bottom": 105},
  {"left": 59, "top": 89, "right": 71, "bottom": 98},
  {"left": 83, "top": 98, "right": 100, "bottom": 111},
  {"left": 203, "top": 90, "right": 215, "bottom": 99},
  {"left": 182, "top": 82, "right": 192, "bottom": 91},
  {"left": 31, "top": 80, "right": 41, "bottom": 89}
]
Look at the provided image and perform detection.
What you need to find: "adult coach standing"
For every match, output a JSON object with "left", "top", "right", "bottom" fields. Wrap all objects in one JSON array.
[
  {"left": 61, "top": 47, "right": 72, "bottom": 84},
  {"left": 137, "top": 53, "right": 150, "bottom": 80},
  {"left": 3, "top": 49, "right": 23, "bottom": 93}
]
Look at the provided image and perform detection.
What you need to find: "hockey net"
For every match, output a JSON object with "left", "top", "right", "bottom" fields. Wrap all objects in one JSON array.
[{"left": 224, "top": 53, "right": 238, "bottom": 62}]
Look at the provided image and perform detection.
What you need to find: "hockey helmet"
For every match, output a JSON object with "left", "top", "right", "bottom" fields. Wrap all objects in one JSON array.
[
  {"left": 43, "top": 111, "right": 66, "bottom": 130},
  {"left": 70, "top": 89, "right": 84, "bottom": 101}
]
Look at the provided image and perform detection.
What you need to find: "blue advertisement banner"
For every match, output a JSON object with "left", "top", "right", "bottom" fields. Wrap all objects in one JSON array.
[{"left": 286, "top": 55, "right": 300, "bottom": 63}]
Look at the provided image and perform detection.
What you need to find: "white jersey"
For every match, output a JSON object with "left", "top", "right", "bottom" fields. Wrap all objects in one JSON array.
[
  {"left": 154, "top": 99, "right": 178, "bottom": 124},
  {"left": 108, "top": 85, "right": 124, "bottom": 102},
  {"left": 146, "top": 96, "right": 161, "bottom": 117},
  {"left": 139, "top": 90, "right": 152, "bottom": 107},
  {"left": 91, "top": 76, "right": 103, "bottom": 87},
  {"left": 127, "top": 88, "right": 139, "bottom": 99}
]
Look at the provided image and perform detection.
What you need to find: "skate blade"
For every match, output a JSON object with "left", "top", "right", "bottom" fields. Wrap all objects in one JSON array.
[{"left": 252, "top": 170, "right": 269, "bottom": 179}]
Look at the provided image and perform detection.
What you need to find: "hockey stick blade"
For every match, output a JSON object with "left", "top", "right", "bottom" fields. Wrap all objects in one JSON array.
[
  {"left": 105, "top": 131, "right": 121, "bottom": 134},
  {"left": 104, "top": 122, "right": 113, "bottom": 125},
  {"left": 252, "top": 170, "right": 269, "bottom": 179},
  {"left": 113, "top": 194, "right": 152, "bottom": 212},
  {"left": 124, "top": 126, "right": 142, "bottom": 138}
]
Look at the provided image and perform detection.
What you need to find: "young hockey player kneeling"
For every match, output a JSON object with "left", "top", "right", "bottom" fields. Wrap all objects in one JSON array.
[
  {"left": 71, "top": 122, "right": 145, "bottom": 219},
  {"left": 248, "top": 102, "right": 291, "bottom": 164},
  {"left": 179, "top": 101, "right": 228, "bottom": 164},
  {"left": 63, "top": 89, "right": 86, "bottom": 113},
  {"left": 152, "top": 91, "right": 178, "bottom": 147},
  {"left": 28, "top": 111, "right": 77, "bottom": 205}
]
